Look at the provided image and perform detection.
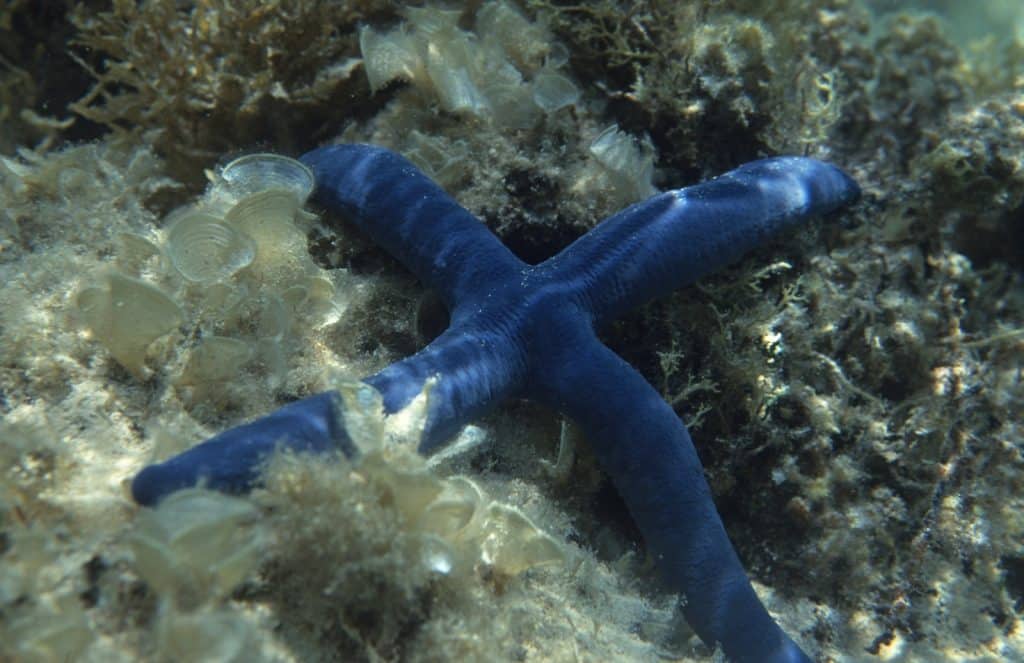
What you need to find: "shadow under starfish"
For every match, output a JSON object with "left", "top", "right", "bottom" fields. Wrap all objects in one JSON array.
[{"left": 132, "top": 144, "right": 859, "bottom": 663}]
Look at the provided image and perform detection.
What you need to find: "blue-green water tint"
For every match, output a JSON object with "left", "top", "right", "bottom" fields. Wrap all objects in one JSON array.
[{"left": 867, "top": 0, "right": 1024, "bottom": 44}]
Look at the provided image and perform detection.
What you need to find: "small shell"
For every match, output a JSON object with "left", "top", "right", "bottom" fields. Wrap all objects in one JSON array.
[
  {"left": 219, "top": 153, "right": 314, "bottom": 204},
  {"left": 479, "top": 503, "right": 565, "bottom": 574},
  {"left": 420, "top": 477, "right": 485, "bottom": 539},
  {"left": 116, "top": 232, "right": 162, "bottom": 275},
  {"left": 166, "top": 211, "right": 255, "bottom": 283},
  {"left": 224, "top": 190, "right": 300, "bottom": 238},
  {"left": 223, "top": 190, "right": 311, "bottom": 281},
  {"left": 589, "top": 124, "right": 657, "bottom": 200},
  {"left": 129, "top": 490, "right": 263, "bottom": 602},
  {"left": 179, "top": 336, "right": 252, "bottom": 386},
  {"left": 532, "top": 68, "right": 580, "bottom": 113},
  {"left": 359, "top": 25, "right": 424, "bottom": 93},
  {"left": 75, "top": 272, "right": 184, "bottom": 377}
]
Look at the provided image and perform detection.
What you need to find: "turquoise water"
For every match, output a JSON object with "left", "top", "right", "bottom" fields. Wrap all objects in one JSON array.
[{"left": 869, "top": 0, "right": 1024, "bottom": 42}]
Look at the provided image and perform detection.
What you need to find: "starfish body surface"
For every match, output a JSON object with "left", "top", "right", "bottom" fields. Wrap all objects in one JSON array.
[{"left": 132, "top": 144, "right": 859, "bottom": 662}]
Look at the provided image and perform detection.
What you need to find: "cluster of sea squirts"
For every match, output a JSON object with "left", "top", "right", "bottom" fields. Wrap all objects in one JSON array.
[{"left": 74, "top": 154, "right": 343, "bottom": 406}]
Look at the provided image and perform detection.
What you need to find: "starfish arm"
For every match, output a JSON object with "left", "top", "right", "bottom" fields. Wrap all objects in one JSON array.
[
  {"left": 549, "top": 157, "right": 859, "bottom": 325},
  {"left": 131, "top": 391, "right": 351, "bottom": 506},
  {"left": 365, "top": 321, "right": 528, "bottom": 452},
  {"left": 301, "top": 144, "right": 524, "bottom": 308},
  {"left": 131, "top": 322, "right": 526, "bottom": 505},
  {"left": 532, "top": 327, "right": 810, "bottom": 663}
]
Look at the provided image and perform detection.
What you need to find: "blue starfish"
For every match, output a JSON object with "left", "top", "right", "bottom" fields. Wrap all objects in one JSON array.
[{"left": 132, "top": 144, "right": 858, "bottom": 662}]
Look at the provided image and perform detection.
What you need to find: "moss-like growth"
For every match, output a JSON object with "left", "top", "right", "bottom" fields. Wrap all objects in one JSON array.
[
  {"left": 69, "top": 0, "right": 388, "bottom": 187},
  {"left": 914, "top": 94, "right": 1024, "bottom": 268},
  {"left": 0, "top": 1, "right": 90, "bottom": 153},
  {"left": 250, "top": 380, "right": 565, "bottom": 660},
  {"left": 527, "top": 0, "right": 870, "bottom": 172}
]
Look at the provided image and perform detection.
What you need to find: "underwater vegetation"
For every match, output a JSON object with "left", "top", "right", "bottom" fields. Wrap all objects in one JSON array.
[{"left": 0, "top": 0, "right": 1023, "bottom": 661}]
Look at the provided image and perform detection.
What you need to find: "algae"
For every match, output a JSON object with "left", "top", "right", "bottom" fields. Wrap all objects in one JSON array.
[{"left": 1, "top": 1, "right": 1023, "bottom": 661}]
